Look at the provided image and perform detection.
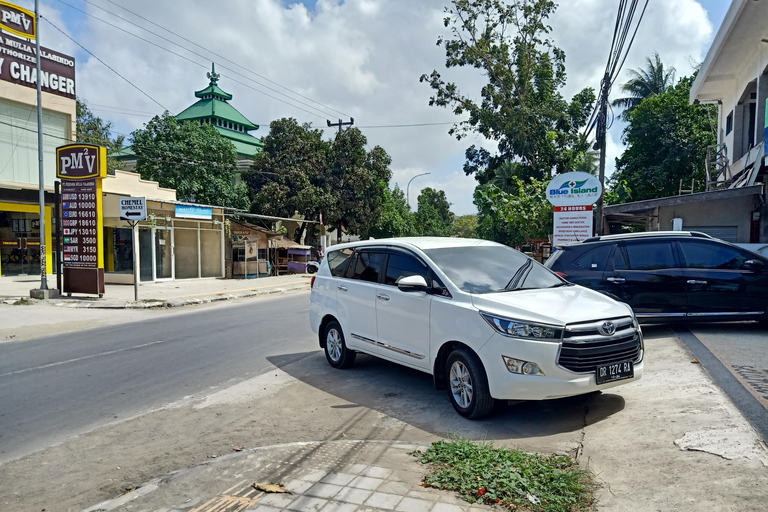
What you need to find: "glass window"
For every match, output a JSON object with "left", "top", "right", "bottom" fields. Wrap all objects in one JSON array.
[
  {"left": 384, "top": 253, "right": 429, "bottom": 286},
  {"left": 349, "top": 250, "right": 386, "bottom": 283},
  {"left": 679, "top": 241, "right": 749, "bottom": 270},
  {"left": 612, "top": 247, "right": 627, "bottom": 270},
  {"left": 623, "top": 242, "right": 676, "bottom": 270},
  {"left": 423, "top": 245, "right": 562, "bottom": 294},
  {"left": 575, "top": 245, "right": 613, "bottom": 271},
  {"left": 328, "top": 248, "right": 354, "bottom": 277}
]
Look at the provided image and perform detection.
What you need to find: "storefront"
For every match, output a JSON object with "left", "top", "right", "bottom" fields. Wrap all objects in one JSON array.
[{"left": 0, "top": 200, "right": 54, "bottom": 277}]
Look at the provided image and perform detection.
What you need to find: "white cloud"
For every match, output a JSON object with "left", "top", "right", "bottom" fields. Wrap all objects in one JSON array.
[{"left": 57, "top": 0, "right": 714, "bottom": 215}]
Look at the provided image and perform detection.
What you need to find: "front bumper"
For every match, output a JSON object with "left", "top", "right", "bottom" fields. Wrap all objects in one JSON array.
[{"left": 478, "top": 333, "right": 644, "bottom": 400}]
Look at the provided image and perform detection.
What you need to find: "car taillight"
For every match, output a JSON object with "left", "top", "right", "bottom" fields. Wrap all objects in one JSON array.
[
  {"left": 555, "top": 272, "right": 568, "bottom": 278},
  {"left": 311, "top": 275, "right": 316, "bottom": 288}
]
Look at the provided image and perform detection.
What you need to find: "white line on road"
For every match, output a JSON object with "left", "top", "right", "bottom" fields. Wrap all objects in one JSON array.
[{"left": 0, "top": 340, "right": 167, "bottom": 378}]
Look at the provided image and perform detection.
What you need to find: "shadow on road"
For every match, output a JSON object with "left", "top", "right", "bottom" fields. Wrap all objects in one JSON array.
[{"left": 269, "top": 351, "right": 625, "bottom": 441}]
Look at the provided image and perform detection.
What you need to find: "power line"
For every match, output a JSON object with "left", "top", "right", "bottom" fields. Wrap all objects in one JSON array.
[
  {"left": 44, "top": 18, "right": 169, "bottom": 112},
  {"left": 356, "top": 121, "right": 457, "bottom": 128}
]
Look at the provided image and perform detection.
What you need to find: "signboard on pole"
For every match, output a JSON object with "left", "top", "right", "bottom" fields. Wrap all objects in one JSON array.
[
  {"left": 546, "top": 172, "right": 602, "bottom": 245},
  {"left": 0, "top": 0, "right": 35, "bottom": 39},
  {"left": 56, "top": 144, "right": 107, "bottom": 296},
  {"left": 119, "top": 197, "right": 146, "bottom": 221}
]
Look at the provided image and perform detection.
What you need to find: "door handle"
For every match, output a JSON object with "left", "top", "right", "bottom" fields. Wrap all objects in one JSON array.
[
  {"left": 606, "top": 277, "right": 625, "bottom": 284},
  {"left": 377, "top": 293, "right": 390, "bottom": 301},
  {"left": 337, "top": 285, "right": 348, "bottom": 292},
  {"left": 687, "top": 280, "right": 707, "bottom": 285}
]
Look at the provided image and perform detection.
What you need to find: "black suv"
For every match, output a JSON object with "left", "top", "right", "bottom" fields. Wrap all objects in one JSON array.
[{"left": 545, "top": 232, "right": 768, "bottom": 323}]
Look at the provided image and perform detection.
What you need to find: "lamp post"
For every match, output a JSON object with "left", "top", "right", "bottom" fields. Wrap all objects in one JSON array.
[{"left": 407, "top": 172, "right": 431, "bottom": 210}]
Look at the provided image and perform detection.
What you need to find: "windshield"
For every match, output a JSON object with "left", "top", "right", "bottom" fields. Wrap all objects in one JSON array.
[{"left": 423, "top": 245, "right": 565, "bottom": 294}]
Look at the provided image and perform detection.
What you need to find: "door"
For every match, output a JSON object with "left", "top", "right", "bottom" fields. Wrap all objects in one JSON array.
[
  {"left": 677, "top": 240, "right": 768, "bottom": 315},
  {"left": 602, "top": 240, "right": 687, "bottom": 317},
  {"left": 375, "top": 250, "right": 432, "bottom": 369},
  {"left": 335, "top": 249, "right": 385, "bottom": 353},
  {"left": 154, "top": 227, "right": 174, "bottom": 280}
]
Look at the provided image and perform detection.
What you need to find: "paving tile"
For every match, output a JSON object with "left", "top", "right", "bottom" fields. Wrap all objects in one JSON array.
[
  {"left": 247, "top": 505, "right": 282, "bottom": 512},
  {"left": 300, "top": 469, "right": 330, "bottom": 482},
  {"left": 349, "top": 475, "right": 384, "bottom": 490},
  {"left": 364, "top": 491, "right": 402, "bottom": 509},
  {"left": 396, "top": 497, "right": 435, "bottom": 512},
  {"left": 319, "top": 503, "right": 358, "bottom": 512},
  {"left": 359, "top": 466, "right": 393, "bottom": 479},
  {"left": 257, "top": 492, "right": 296, "bottom": 507},
  {"left": 407, "top": 490, "right": 440, "bottom": 500},
  {"left": 344, "top": 463, "right": 370, "bottom": 475},
  {"left": 335, "top": 487, "right": 372, "bottom": 504},
  {"left": 377, "top": 480, "right": 411, "bottom": 495},
  {"left": 321, "top": 472, "right": 357, "bottom": 486},
  {"left": 284, "top": 479, "right": 315, "bottom": 494},
  {"left": 306, "top": 483, "right": 344, "bottom": 499},
  {"left": 431, "top": 503, "right": 466, "bottom": 512},
  {"left": 286, "top": 495, "right": 328, "bottom": 511}
]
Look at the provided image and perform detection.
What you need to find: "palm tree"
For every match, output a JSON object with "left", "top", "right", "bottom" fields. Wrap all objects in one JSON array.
[{"left": 612, "top": 53, "right": 676, "bottom": 119}]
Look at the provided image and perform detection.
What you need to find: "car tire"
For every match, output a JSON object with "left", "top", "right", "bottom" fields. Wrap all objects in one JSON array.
[
  {"left": 446, "top": 348, "right": 495, "bottom": 419},
  {"left": 324, "top": 321, "right": 356, "bottom": 369}
]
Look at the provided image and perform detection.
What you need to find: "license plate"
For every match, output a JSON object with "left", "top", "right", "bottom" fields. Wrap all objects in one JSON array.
[{"left": 596, "top": 360, "right": 634, "bottom": 385}]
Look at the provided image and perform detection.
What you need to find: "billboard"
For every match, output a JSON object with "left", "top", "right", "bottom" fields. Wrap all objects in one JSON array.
[
  {"left": 0, "top": 0, "right": 35, "bottom": 39},
  {"left": 0, "top": 31, "right": 76, "bottom": 99},
  {"left": 545, "top": 171, "right": 602, "bottom": 207}
]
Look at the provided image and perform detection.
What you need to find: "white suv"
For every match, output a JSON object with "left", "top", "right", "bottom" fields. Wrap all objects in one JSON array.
[{"left": 309, "top": 237, "right": 644, "bottom": 419}]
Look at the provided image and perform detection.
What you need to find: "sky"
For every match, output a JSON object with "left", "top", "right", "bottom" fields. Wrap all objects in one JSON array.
[{"left": 13, "top": 0, "right": 731, "bottom": 215}]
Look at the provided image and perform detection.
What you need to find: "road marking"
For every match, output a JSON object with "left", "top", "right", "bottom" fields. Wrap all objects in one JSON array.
[{"left": 0, "top": 340, "right": 166, "bottom": 378}]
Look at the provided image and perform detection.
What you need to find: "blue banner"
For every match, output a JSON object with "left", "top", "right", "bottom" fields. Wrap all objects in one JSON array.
[{"left": 175, "top": 205, "right": 212, "bottom": 220}]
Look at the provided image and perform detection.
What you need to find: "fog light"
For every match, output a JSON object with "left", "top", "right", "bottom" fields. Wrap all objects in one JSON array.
[{"left": 502, "top": 356, "right": 545, "bottom": 376}]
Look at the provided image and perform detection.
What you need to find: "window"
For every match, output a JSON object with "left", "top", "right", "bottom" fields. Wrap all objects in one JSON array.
[
  {"left": 384, "top": 253, "right": 429, "bottom": 286},
  {"left": 679, "top": 241, "right": 749, "bottom": 270},
  {"left": 575, "top": 245, "right": 613, "bottom": 271},
  {"left": 623, "top": 242, "right": 676, "bottom": 270},
  {"left": 349, "top": 250, "right": 386, "bottom": 283},
  {"left": 726, "top": 111, "right": 733, "bottom": 135},
  {"left": 328, "top": 248, "right": 354, "bottom": 277}
]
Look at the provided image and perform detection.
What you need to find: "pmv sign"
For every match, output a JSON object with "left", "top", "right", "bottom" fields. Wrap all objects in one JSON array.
[
  {"left": 56, "top": 144, "right": 107, "bottom": 180},
  {"left": 0, "top": 0, "right": 35, "bottom": 39}
]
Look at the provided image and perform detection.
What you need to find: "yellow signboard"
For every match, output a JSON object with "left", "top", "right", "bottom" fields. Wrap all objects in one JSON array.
[{"left": 0, "top": 0, "right": 35, "bottom": 39}]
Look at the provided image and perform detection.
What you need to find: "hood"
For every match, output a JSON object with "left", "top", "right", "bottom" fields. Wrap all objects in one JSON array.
[{"left": 470, "top": 285, "right": 631, "bottom": 326}]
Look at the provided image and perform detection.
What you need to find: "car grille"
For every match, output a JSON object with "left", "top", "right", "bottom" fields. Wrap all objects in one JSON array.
[{"left": 558, "top": 316, "right": 642, "bottom": 373}]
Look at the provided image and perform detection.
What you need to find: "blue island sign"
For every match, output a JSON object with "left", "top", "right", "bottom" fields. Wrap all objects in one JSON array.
[{"left": 175, "top": 205, "right": 212, "bottom": 220}]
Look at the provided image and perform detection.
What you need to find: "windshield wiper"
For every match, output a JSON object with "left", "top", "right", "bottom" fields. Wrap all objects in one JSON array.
[
  {"left": 504, "top": 259, "right": 533, "bottom": 291},
  {"left": 549, "top": 282, "right": 574, "bottom": 288}
]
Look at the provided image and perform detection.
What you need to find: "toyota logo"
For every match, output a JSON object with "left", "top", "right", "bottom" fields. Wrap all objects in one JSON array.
[{"left": 598, "top": 321, "right": 616, "bottom": 336}]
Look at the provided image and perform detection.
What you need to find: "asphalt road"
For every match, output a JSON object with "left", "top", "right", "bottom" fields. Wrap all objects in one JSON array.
[{"left": 0, "top": 293, "right": 315, "bottom": 464}]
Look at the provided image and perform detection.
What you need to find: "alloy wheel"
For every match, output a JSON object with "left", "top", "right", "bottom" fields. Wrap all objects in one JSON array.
[
  {"left": 326, "top": 328, "right": 342, "bottom": 362},
  {"left": 450, "top": 360, "right": 473, "bottom": 408}
]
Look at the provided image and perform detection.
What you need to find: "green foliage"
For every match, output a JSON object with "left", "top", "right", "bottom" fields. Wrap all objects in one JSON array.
[
  {"left": 420, "top": 0, "right": 595, "bottom": 184},
  {"left": 453, "top": 214, "right": 478, "bottom": 238},
  {"left": 76, "top": 100, "right": 125, "bottom": 172},
  {"left": 243, "top": 119, "right": 392, "bottom": 240},
  {"left": 474, "top": 178, "right": 552, "bottom": 247},
  {"left": 131, "top": 112, "right": 249, "bottom": 209},
  {"left": 612, "top": 75, "right": 716, "bottom": 202},
  {"left": 412, "top": 438, "right": 593, "bottom": 511},
  {"left": 415, "top": 187, "right": 455, "bottom": 236},
  {"left": 369, "top": 186, "right": 417, "bottom": 239},
  {"left": 612, "top": 52, "right": 676, "bottom": 120}
]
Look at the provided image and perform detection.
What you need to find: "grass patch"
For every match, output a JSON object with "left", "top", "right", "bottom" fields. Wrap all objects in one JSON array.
[
  {"left": 411, "top": 439, "right": 594, "bottom": 511},
  {"left": 12, "top": 298, "right": 32, "bottom": 306}
]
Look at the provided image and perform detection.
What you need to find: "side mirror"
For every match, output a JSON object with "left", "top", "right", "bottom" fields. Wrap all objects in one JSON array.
[
  {"left": 397, "top": 274, "right": 428, "bottom": 292},
  {"left": 742, "top": 259, "right": 766, "bottom": 271}
]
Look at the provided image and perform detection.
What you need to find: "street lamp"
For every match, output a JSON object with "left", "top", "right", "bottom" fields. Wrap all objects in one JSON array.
[{"left": 407, "top": 172, "right": 431, "bottom": 210}]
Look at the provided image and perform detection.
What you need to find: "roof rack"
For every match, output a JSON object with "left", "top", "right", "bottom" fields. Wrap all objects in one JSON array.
[{"left": 579, "top": 231, "right": 713, "bottom": 243}]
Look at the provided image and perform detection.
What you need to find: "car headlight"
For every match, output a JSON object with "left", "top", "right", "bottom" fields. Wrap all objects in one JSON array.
[{"left": 480, "top": 312, "right": 562, "bottom": 341}]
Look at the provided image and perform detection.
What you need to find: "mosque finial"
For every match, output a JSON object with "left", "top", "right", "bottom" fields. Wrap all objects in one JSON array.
[{"left": 207, "top": 63, "right": 220, "bottom": 85}]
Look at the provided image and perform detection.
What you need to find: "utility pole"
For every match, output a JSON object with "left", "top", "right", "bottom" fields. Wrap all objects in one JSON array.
[
  {"left": 595, "top": 72, "right": 610, "bottom": 236},
  {"left": 35, "top": 0, "right": 48, "bottom": 291},
  {"left": 327, "top": 118, "right": 354, "bottom": 133}
]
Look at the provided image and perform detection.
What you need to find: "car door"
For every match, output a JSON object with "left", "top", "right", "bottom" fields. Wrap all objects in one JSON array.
[
  {"left": 374, "top": 249, "right": 433, "bottom": 370},
  {"left": 677, "top": 240, "right": 768, "bottom": 315},
  {"left": 603, "top": 240, "right": 687, "bottom": 318},
  {"left": 336, "top": 248, "right": 386, "bottom": 353}
]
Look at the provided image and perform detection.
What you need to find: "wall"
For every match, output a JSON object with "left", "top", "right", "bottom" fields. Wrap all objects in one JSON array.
[{"left": 657, "top": 195, "right": 759, "bottom": 242}]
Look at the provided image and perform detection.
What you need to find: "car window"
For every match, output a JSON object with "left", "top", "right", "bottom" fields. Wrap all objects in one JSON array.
[
  {"left": 423, "top": 245, "right": 562, "bottom": 294},
  {"left": 348, "top": 250, "right": 386, "bottom": 283},
  {"left": 384, "top": 253, "right": 429, "bottom": 286},
  {"left": 623, "top": 242, "right": 676, "bottom": 270},
  {"left": 327, "top": 248, "right": 354, "bottom": 277},
  {"left": 612, "top": 246, "right": 627, "bottom": 270},
  {"left": 678, "top": 241, "right": 749, "bottom": 270},
  {"left": 575, "top": 245, "right": 613, "bottom": 271}
]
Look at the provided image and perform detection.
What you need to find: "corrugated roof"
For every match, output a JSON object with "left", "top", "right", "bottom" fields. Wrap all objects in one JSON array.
[{"left": 176, "top": 98, "right": 259, "bottom": 131}]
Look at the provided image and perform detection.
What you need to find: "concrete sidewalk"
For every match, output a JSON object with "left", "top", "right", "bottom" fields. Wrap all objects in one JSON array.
[{"left": 0, "top": 274, "right": 311, "bottom": 308}]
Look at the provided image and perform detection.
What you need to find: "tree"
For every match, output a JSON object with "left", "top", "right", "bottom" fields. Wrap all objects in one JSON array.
[
  {"left": 76, "top": 100, "right": 125, "bottom": 172},
  {"left": 474, "top": 178, "right": 552, "bottom": 247},
  {"left": 453, "top": 214, "right": 478, "bottom": 238},
  {"left": 420, "top": 0, "right": 596, "bottom": 184},
  {"left": 368, "top": 186, "right": 417, "bottom": 239},
  {"left": 131, "top": 112, "right": 249, "bottom": 209},
  {"left": 414, "top": 187, "right": 455, "bottom": 236},
  {"left": 612, "top": 75, "right": 716, "bottom": 202},
  {"left": 612, "top": 52, "right": 676, "bottom": 119}
]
